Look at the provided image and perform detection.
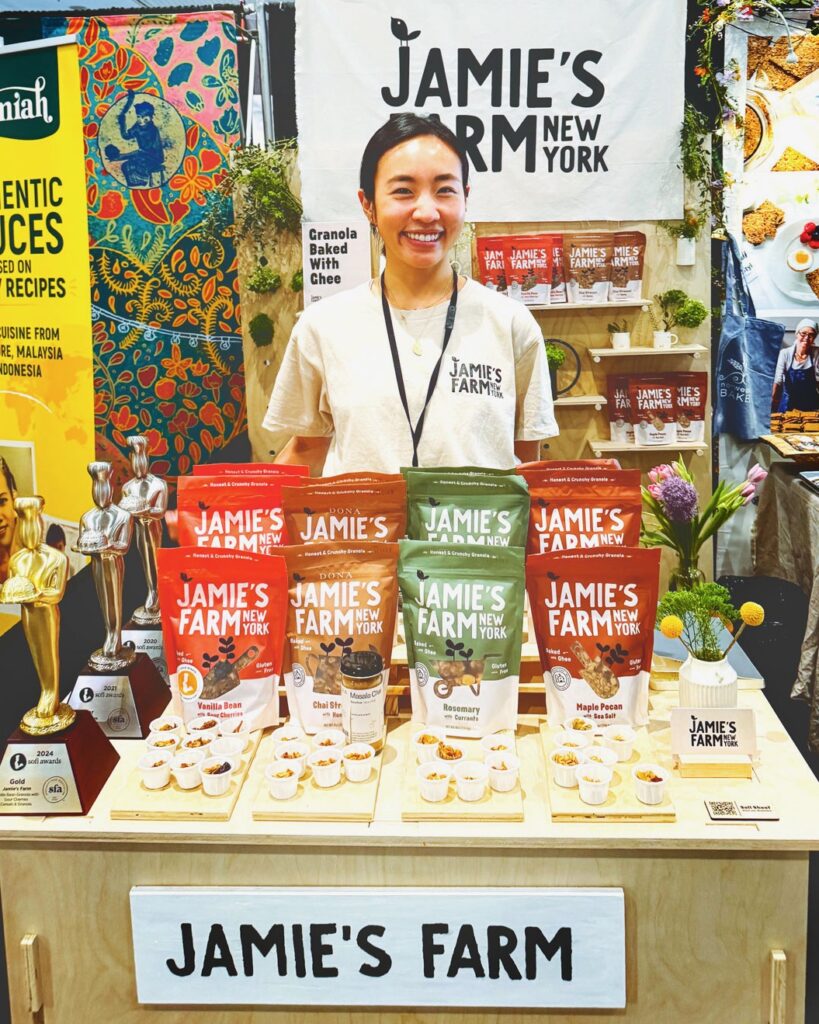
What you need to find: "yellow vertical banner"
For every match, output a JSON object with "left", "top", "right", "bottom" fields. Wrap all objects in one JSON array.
[{"left": 0, "top": 38, "right": 94, "bottom": 632}]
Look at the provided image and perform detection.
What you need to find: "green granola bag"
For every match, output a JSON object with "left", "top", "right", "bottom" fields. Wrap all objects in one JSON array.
[
  {"left": 404, "top": 468, "right": 530, "bottom": 548},
  {"left": 399, "top": 540, "right": 525, "bottom": 736}
]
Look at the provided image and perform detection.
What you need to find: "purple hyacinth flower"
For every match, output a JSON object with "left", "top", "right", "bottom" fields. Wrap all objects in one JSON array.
[{"left": 658, "top": 477, "right": 699, "bottom": 523}]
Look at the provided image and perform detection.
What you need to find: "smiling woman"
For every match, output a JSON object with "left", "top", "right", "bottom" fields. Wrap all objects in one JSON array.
[
  {"left": 0, "top": 457, "right": 18, "bottom": 585},
  {"left": 264, "top": 113, "right": 557, "bottom": 476}
]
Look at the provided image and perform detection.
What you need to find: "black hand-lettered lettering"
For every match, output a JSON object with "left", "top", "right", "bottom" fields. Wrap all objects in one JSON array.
[
  {"left": 487, "top": 925, "right": 522, "bottom": 980},
  {"left": 571, "top": 51, "right": 604, "bottom": 107},
  {"left": 166, "top": 922, "right": 196, "bottom": 977},
  {"left": 456, "top": 48, "right": 504, "bottom": 106},
  {"left": 415, "top": 49, "right": 452, "bottom": 106},
  {"left": 382, "top": 47, "right": 410, "bottom": 106},
  {"left": 292, "top": 922, "right": 307, "bottom": 978},
  {"left": 310, "top": 923, "right": 339, "bottom": 978},
  {"left": 357, "top": 925, "right": 393, "bottom": 977},
  {"left": 201, "top": 923, "right": 238, "bottom": 977},
  {"left": 492, "top": 116, "right": 536, "bottom": 172},
  {"left": 447, "top": 924, "right": 486, "bottom": 978},
  {"left": 526, "top": 49, "right": 554, "bottom": 107},
  {"left": 525, "top": 925, "right": 572, "bottom": 981},
  {"left": 422, "top": 923, "right": 449, "bottom": 978},
  {"left": 455, "top": 117, "right": 487, "bottom": 171},
  {"left": 239, "top": 923, "right": 286, "bottom": 977}
]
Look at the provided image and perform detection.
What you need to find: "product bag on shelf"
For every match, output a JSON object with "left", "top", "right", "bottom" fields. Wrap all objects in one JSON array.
[
  {"left": 157, "top": 548, "right": 289, "bottom": 730},
  {"left": 405, "top": 468, "right": 530, "bottom": 548},
  {"left": 674, "top": 372, "right": 708, "bottom": 442},
  {"left": 527, "top": 547, "right": 661, "bottom": 728},
  {"left": 399, "top": 540, "right": 525, "bottom": 737},
  {"left": 308, "top": 471, "right": 405, "bottom": 488},
  {"left": 282, "top": 478, "right": 407, "bottom": 544},
  {"left": 564, "top": 231, "right": 614, "bottom": 304},
  {"left": 177, "top": 475, "right": 303, "bottom": 551},
  {"left": 609, "top": 231, "right": 646, "bottom": 302},
  {"left": 475, "top": 235, "right": 509, "bottom": 292},
  {"left": 516, "top": 458, "right": 623, "bottom": 479},
  {"left": 504, "top": 234, "right": 552, "bottom": 306},
  {"left": 606, "top": 375, "right": 635, "bottom": 444},
  {"left": 281, "top": 541, "right": 399, "bottom": 733},
  {"left": 546, "top": 233, "right": 567, "bottom": 304},
  {"left": 629, "top": 375, "right": 678, "bottom": 446},
  {"left": 192, "top": 463, "right": 310, "bottom": 477},
  {"left": 524, "top": 470, "right": 642, "bottom": 554}
]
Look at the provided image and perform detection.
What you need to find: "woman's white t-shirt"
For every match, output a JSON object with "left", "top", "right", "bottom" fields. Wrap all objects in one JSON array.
[{"left": 263, "top": 278, "right": 558, "bottom": 475}]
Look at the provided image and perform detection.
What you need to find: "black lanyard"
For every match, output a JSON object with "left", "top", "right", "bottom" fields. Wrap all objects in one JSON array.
[{"left": 380, "top": 268, "right": 459, "bottom": 467}]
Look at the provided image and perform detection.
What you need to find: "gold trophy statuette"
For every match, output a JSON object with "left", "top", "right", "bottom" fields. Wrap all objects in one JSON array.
[
  {"left": 0, "top": 496, "right": 75, "bottom": 736},
  {"left": 76, "top": 461, "right": 135, "bottom": 672},
  {"left": 121, "top": 434, "right": 168, "bottom": 626}
]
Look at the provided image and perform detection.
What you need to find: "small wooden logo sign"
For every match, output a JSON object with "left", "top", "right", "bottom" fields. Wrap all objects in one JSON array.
[{"left": 670, "top": 708, "right": 757, "bottom": 759}]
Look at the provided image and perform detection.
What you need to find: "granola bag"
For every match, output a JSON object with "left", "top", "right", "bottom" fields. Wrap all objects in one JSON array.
[
  {"left": 282, "top": 479, "right": 407, "bottom": 544},
  {"left": 675, "top": 372, "right": 708, "bottom": 442},
  {"left": 177, "top": 476, "right": 299, "bottom": 552},
  {"left": 281, "top": 542, "right": 399, "bottom": 733},
  {"left": 629, "top": 375, "right": 678, "bottom": 446},
  {"left": 527, "top": 548, "right": 661, "bottom": 728},
  {"left": 525, "top": 470, "right": 642, "bottom": 554},
  {"left": 311, "top": 472, "right": 404, "bottom": 488},
  {"left": 609, "top": 231, "right": 646, "bottom": 302},
  {"left": 193, "top": 463, "right": 310, "bottom": 478},
  {"left": 503, "top": 234, "right": 551, "bottom": 306},
  {"left": 546, "top": 233, "right": 567, "bottom": 304},
  {"left": 475, "top": 235, "right": 508, "bottom": 292},
  {"left": 565, "top": 232, "right": 614, "bottom": 304},
  {"left": 405, "top": 468, "right": 529, "bottom": 548},
  {"left": 516, "top": 459, "right": 622, "bottom": 480},
  {"left": 399, "top": 540, "right": 525, "bottom": 736},
  {"left": 158, "top": 547, "right": 288, "bottom": 730},
  {"left": 607, "top": 374, "right": 635, "bottom": 443}
]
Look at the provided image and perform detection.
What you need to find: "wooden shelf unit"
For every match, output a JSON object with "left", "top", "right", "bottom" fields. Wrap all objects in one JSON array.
[
  {"left": 588, "top": 439, "right": 708, "bottom": 458},
  {"left": 587, "top": 344, "right": 707, "bottom": 363}
]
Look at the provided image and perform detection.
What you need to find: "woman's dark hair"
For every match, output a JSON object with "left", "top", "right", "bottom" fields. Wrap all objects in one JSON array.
[
  {"left": 45, "top": 523, "right": 66, "bottom": 547},
  {"left": 359, "top": 113, "right": 469, "bottom": 199},
  {"left": 0, "top": 457, "right": 16, "bottom": 496}
]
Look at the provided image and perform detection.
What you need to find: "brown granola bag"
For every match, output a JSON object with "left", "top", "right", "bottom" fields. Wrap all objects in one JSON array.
[
  {"left": 282, "top": 479, "right": 407, "bottom": 544},
  {"left": 607, "top": 374, "right": 635, "bottom": 443},
  {"left": 609, "top": 231, "right": 646, "bottom": 301},
  {"left": 674, "top": 372, "right": 708, "bottom": 442},
  {"left": 527, "top": 548, "right": 661, "bottom": 727},
  {"left": 546, "top": 233, "right": 567, "bottom": 304},
  {"left": 565, "top": 232, "right": 614, "bottom": 303},
  {"left": 629, "top": 375, "right": 678, "bottom": 446},
  {"left": 524, "top": 470, "right": 642, "bottom": 555},
  {"left": 281, "top": 542, "right": 399, "bottom": 733}
]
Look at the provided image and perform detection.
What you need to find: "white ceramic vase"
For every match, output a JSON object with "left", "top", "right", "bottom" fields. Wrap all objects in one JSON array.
[
  {"left": 676, "top": 236, "right": 696, "bottom": 266},
  {"left": 610, "top": 332, "right": 631, "bottom": 350},
  {"left": 678, "top": 655, "right": 738, "bottom": 709}
]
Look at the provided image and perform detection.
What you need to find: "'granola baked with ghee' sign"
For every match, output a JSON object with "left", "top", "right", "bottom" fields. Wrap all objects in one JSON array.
[{"left": 527, "top": 548, "right": 660, "bottom": 727}]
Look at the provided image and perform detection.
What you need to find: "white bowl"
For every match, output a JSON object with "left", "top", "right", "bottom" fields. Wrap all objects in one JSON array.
[
  {"left": 434, "top": 740, "right": 466, "bottom": 769},
  {"left": 210, "top": 736, "right": 245, "bottom": 760},
  {"left": 138, "top": 752, "right": 171, "bottom": 790},
  {"left": 342, "top": 743, "right": 375, "bottom": 782},
  {"left": 218, "top": 717, "right": 251, "bottom": 750},
  {"left": 145, "top": 733, "right": 180, "bottom": 754},
  {"left": 148, "top": 714, "right": 183, "bottom": 739},
  {"left": 271, "top": 723, "right": 306, "bottom": 746},
  {"left": 583, "top": 746, "right": 618, "bottom": 769},
  {"left": 313, "top": 728, "right": 346, "bottom": 752},
  {"left": 178, "top": 734, "right": 212, "bottom": 754},
  {"left": 480, "top": 733, "right": 515, "bottom": 759},
  {"left": 575, "top": 764, "right": 613, "bottom": 805},
  {"left": 549, "top": 746, "right": 588, "bottom": 788},
  {"left": 413, "top": 726, "right": 446, "bottom": 763},
  {"left": 307, "top": 749, "right": 342, "bottom": 788},
  {"left": 273, "top": 741, "right": 310, "bottom": 777},
  {"left": 562, "top": 715, "right": 596, "bottom": 738},
  {"left": 601, "top": 724, "right": 637, "bottom": 762},
  {"left": 171, "top": 749, "right": 204, "bottom": 790},
  {"left": 265, "top": 761, "right": 300, "bottom": 800},
  {"left": 199, "top": 756, "right": 237, "bottom": 796},
  {"left": 187, "top": 715, "right": 221, "bottom": 737},
  {"left": 633, "top": 763, "right": 670, "bottom": 805},
  {"left": 416, "top": 763, "right": 451, "bottom": 802},
  {"left": 453, "top": 760, "right": 489, "bottom": 802},
  {"left": 486, "top": 752, "right": 520, "bottom": 792}
]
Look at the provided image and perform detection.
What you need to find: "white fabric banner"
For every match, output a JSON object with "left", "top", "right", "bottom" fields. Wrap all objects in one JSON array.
[{"left": 295, "top": 0, "right": 686, "bottom": 223}]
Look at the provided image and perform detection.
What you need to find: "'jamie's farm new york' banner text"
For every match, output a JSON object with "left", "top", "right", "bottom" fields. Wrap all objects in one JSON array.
[{"left": 296, "top": 0, "right": 686, "bottom": 223}]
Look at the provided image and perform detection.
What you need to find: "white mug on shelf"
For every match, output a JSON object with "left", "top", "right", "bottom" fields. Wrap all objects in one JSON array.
[
  {"left": 610, "top": 332, "right": 631, "bottom": 351},
  {"left": 653, "top": 331, "right": 679, "bottom": 350}
]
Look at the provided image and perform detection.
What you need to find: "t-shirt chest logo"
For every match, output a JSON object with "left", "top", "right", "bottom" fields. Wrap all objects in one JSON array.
[{"left": 448, "top": 356, "right": 504, "bottom": 399}]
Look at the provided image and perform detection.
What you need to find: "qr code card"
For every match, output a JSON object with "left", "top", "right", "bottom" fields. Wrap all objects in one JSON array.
[{"left": 705, "top": 800, "right": 778, "bottom": 821}]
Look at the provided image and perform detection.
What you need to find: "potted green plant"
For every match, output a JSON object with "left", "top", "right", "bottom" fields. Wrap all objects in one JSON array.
[
  {"left": 661, "top": 208, "right": 706, "bottom": 266},
  {"left": 607, "top": 318, "right": 630, "bottom": 351},
  {"left": 649, "top": 289, "right": 708, "bottom": 348},
  {"left": 657, "top": 585, "right": 765, "bottom": 708},
  {"left": 545, "top": 340, "right": 566, "bottom": 397}
]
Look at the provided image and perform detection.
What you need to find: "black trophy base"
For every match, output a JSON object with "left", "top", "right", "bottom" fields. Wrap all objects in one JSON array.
[{"left": 67, "top": 652, "right": 170, "bottom": 738}]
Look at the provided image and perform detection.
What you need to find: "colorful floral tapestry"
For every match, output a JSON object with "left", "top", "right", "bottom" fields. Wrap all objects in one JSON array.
[{"left": 47, "top": 12, "right": 245, "bottom": 480}]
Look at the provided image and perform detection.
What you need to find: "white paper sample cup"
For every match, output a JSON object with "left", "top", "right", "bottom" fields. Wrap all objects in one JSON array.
[
  {"left": 549, "top": 747, "right": 587, "bottom": 787},
  {"left": 199, "top": 756, "right": 237, "bottom": 796},
  {"left": 271, "top": 723, "right": 306, "bottom": 746},
  {"left": 413, "top": 726, "right": 446, "bottom": 763},
  {"left": 274, "top": 741, "right": 310, "bottom": 778},
  {"left": 486, "top": 753, "right": 520, "bottom": 792},
  {"left": 171, "top": 749, "right": 205, "bottom": 790},
  {"left": 313, "top": 728, "right": 346, "bottom": 752},
  {"left": 210, "top": 736, "right": 245, "bottom": 760},
  {"left": 342, "top": 743, "right": 375, "bottom": 782},
  {"left": 266, "top": 762, "right": 300, "bottom": 800},
  {"left": 148, "top": 714, "right": 183, "bottom": 739},
  {"left": 575, "top": 764, "right": 613, "bottom": 805},
  {"left": 633, "top": 763, "right": 670, "bottom": 805},
  {"left": 480, "top": 734, "right": 514, "bottom": 758},
  {"left": 138, "top": 753, "right": 171, "bottom": 790},
  {"left": 453, "top": 760, "right": 489, "bottom": 802},
  {"left": 307, "top": 750, "right": 342, "bottom": 788},
  {"left": 145, "top": 733, "right": 180, "bottom": 754},
  {"left": 583, "top": 746, "right": 618, "bottom": 769},
  {"left": 417, "top": 763, "right": 451, "bottom": 803},
  {"left": 601, "top": 724, "right": 637, "bottom": 761},
  {"left": 187, "top": 715, "right": 221, "bottom": 738},
  {"left": 218, "top": 717, "right": 251, "bottom": 750}
]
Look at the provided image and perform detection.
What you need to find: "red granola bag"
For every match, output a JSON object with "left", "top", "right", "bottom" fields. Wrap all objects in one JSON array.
[
  {"left": 177, "top": 476, "right": 302, "bottom": 551},
  {"left": 607, "top": 374, "right": 635, "bottom": 443},
  {"left": 524, "top": 470, "right": 642, "bottom": 555},
  {"left": 629, "top": 375, "right": 678, "bottom": 446},
  {"left": 193, "top": 463, "right": 310, "bottom": 477},
  {"left": 308, "top": 472, "right": 404, "bottom": 488},
  {"left": 516, "top": 459, "right": 622, "bottom": 478},
  {"left": 546, "top": 233, "right": 567, "bottom": 304},
  {"left": 503, "top": 234, "right": 552, "bottom": 305},
  {"left": 157, "top": 547, "right": 288, "bottom": 730},
  {"left": 475, "top": 235, "right": 509, "bottom": 293},
  {"left": 282, "top": 479, "right": 407, "bottom": 543},
  {"left": 527, "top": 548, "right": 661, "bottom": 727},
  {"left": 674, "top": 372, "right": 708, "bottom": 442}
]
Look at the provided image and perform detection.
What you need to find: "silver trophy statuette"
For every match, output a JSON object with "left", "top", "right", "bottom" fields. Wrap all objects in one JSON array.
[
  {"left": 76, "top": 461, "right": 135, "bottom": 672},
  {"left": 121, "top": 435, "right": 168, "bottom": 626}
]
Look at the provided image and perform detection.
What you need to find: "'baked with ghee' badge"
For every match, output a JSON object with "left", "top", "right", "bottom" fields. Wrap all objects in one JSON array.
[
  {"left": 399, "top": 540, "right": 525, "bottom": 737},
  {"left": 527, "top": 548, "right": 661, "bottom": 728}
]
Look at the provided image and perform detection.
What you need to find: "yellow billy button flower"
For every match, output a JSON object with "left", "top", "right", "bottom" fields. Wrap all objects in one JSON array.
[
  {"left": 739, "top": 602, "right": 765, "bottom": 627},
  {"left": 660, "top": 615, "right": 684, "bottom": 639}
]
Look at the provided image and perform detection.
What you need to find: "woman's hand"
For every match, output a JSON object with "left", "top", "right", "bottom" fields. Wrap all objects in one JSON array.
[{"left": 275, "top": 436, "right": 331, "bottom": 477}]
